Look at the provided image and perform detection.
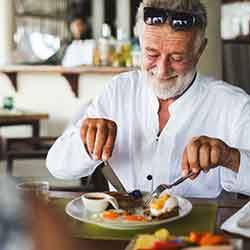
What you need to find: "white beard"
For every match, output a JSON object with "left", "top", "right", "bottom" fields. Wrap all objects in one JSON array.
[{"left": 143, "top": 67, "right": 196, "bottom": 100}]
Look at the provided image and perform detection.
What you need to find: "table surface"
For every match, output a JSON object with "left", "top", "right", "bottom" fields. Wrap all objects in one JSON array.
[
  {"left": 49, "top": 191, "right": 250, "bottom": 250},
  {"left": 0, "top": 109, "right": 49, "bottom": 121},
  {"left": 0, "top": 109, "right": 49, "bottom": 139}
]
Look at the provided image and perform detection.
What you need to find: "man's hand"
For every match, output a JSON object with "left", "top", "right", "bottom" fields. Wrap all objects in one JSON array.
[
  {"left": 80, "top": 118, "right": 117, "bottom": 161},
  {"left": 181, "top": 136, "right": 240, "bottom": 179}
]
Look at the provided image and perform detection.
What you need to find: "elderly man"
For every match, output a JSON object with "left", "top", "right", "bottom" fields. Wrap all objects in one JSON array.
[{"left": 47, "top": 0, "right": 250, "bottom": 198}]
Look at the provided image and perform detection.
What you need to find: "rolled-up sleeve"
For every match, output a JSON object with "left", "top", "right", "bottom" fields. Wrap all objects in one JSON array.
[
  {"left": 221, "top": 97, "right": 250, "bottom": 195},
  {"left": 46, "top": 122, "right": 100, "bottom": 180},
  {"left": 46, "top": 77, "right": 117, "bottom": 180},
  {"left": 235, "top": 149, "right": 250, "bottom": 195}
]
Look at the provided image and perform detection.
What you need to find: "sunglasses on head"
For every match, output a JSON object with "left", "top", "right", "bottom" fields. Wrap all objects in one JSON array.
[{"left": 144, "top": 7, "right": 202, "bottom": 31}]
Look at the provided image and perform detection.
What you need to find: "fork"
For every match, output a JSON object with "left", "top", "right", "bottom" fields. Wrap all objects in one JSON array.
[{"left": 143, "top": 171, "right": 196, "bottom": 207}]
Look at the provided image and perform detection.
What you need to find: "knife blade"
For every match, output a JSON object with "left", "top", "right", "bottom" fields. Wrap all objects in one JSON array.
[{"left": 100, "top": 161, "right": 127, "bottom": 193}]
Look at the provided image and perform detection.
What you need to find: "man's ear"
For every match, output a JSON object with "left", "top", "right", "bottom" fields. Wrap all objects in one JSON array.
[{"left": 197, "top": 38, "right": 208, "bottom": 57}]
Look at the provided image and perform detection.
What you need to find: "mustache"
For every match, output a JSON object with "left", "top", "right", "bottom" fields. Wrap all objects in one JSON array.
[{"left": 149, "top": 67, "right": 178, "bottom": 80}]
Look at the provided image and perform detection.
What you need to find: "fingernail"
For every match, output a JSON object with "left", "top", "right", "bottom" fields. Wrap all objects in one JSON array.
[
  {"left": 92, "top": 154, "right": 98, "bottom": 160},
  {"left": 192, "top": 168, "right": 199, "bottom": 173},
  {"left": 102, "top": 155, "right": 108, "bottom": 161},
  {"left": 182, "top": 169, "right": 188, "bottom": 176}
]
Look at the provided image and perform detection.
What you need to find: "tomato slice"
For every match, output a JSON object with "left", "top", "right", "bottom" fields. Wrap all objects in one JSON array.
[
  {"left": 123, "top": 214, "right": 146, "bottom": 222},
  {"left": 102, "top": 211, "right": 120, "bottom": 220},
  {"left": 152, "top": 240, "right": 184, "bottom": 250}
]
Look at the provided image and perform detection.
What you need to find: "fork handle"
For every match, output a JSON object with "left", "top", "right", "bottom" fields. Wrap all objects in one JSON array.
[{"left": 169, "top": 171, "right": 196, "bottom": 188}]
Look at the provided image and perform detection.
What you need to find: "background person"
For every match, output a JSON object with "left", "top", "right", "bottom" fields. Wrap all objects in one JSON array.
[
  {"left": 61, "top": 14, "right": 94, "bottom": 67},
  {"left": 46, "top": 0, "right": 250, "bottom": 198},
  {"left": 26, "top": 14, "right": 92, "bottom": 65}
]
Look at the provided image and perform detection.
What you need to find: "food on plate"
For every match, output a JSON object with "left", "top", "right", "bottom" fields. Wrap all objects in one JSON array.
[
  {"left": 108, "top": 191, "right": 143, "bottom": 209},
  {"left": 189, "top": 232, "right": 229, "bottom": 246},
  {"left": 149, "top": 194, "right": 179, "bottom": 219},
  {"left": 132, "top": 229, "right": 232, "bottom": 250},
  {"left": 100, "top": 209, "right": 149, "bottom": 223},
  {"left": 123, "top": 214, "right": 146, "bottom": 222},
  {"left": 95, "top": 192, "right": 181, "bottom": 223},
  {"left": 101, "top": 210, "right": 128, "bottom": 220},
  {"left": 129, "top": 189, "right": 143, "bottom": 199}
]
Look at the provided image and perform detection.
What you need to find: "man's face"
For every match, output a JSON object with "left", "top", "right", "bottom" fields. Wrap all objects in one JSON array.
[{"left": 142, "top": 24, "right": 203, "bottom": 100}]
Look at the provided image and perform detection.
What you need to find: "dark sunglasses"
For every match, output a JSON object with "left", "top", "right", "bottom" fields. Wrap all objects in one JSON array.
[{"left": 144, "top": 7, "right": 202, "bottom": 30}]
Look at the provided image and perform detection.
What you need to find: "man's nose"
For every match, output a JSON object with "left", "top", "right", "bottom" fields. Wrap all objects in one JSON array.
[{"left": 156, "top": 57, "right": 173, "bottom": 80}]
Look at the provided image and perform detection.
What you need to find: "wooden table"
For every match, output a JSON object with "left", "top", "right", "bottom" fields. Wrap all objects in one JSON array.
[
  {"left": 50, "top": 191, "right": 250, "bottom": 250},
  {"left": 0, "top": 109, "right": 49, "bottom": 138}
]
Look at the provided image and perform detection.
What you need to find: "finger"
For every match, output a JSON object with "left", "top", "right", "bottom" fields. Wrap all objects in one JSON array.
[
  {"left": 189, "top": 172, "right": 200, "bottom": 180},
  {"left": 102, "top": 125, "right": 117, "bottom": 160},
  {"left": 86, "top": 125, "right": 97, "bottom": 156},
  {"left": 199, "top": 143, "right": 211, "bottom": 172},
  {"left": 187, "top": 140, "right": 201, "bottom": 173},
  {"left": 190, "top": 136, "right": 200, "bottom": 143},
  {"left": 181, "top": 148, "right": 190, "bottom": 176},
  {"left": 80, "top": 120, "right": 89, "bottom": 144},
  {"left": 80, "top": 121, "right": 88, "bottom": 144},
  {"left": 80, "top": 122, "right": 90, "bottom": 155},
  {"left": 210, "top": 145, "right": 221, "bottom": 166},
  {"left": 196, "top": 135, "right": 210, "bottom": 143},
  {"left": 93, "top": 125, "right": 108, "bottom": 160}
]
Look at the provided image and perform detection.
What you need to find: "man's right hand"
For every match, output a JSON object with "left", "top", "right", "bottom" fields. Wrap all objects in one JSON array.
[{"left": 80, "top": 118, "right": 117, "bottom": 161}]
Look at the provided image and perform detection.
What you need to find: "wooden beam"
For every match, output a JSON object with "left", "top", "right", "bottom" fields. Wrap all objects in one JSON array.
[
  {"left": 61, "top": 73, "right": 79, "bottom": 97},
  {"left": 5, "top": 72, "right": 18, "bottom": 91}
]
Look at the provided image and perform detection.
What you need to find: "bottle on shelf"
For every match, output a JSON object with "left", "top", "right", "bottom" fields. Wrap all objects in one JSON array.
[
  {"left": 92, "top": 40, "right": 101, "bottom": 66},
  {"left": 131, "top": 37, "right": 141, "bottom": 68},
  {"left": 113, "top": 27, "right": 132, "bottom": 67},
  {"left": 131, "top": 26, "right": 141, "bottom": 68},
  {"left": 98, "top": 23, "right": 115, "bottom": 66}
]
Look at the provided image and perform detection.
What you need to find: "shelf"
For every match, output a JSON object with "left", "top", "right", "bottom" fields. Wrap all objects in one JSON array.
[
  {"left": 0, "top": 65, "right": 134, "bottom": 97},
  {"left": 222, "top": 36, "right": 250, "bottom": 44},
  {"left": 0, "top": 65, "right": 133, "bottom": 74},
  {"left": 15, "top": 12, "right": 66, "bottom": 21},
  {"left": 222, "top": 0, "right": 250, "bottom": 3}
]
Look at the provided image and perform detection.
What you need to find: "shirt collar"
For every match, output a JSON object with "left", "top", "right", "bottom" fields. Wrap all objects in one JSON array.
[
  {"left": 169, "top": 72, "right": 202, "bottom": 114},
  {"left": 140, "top": 71, "right": 201, "bottom": 114}
]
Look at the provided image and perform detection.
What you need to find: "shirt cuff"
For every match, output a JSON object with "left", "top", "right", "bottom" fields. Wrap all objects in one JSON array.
[{"left": 236, "top": 149, "right": 250, "bottom": 195}]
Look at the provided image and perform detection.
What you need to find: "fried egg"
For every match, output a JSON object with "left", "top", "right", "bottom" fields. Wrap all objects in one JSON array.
[{"left": 149, "top": 194, "right": 178, "bottom": 217}]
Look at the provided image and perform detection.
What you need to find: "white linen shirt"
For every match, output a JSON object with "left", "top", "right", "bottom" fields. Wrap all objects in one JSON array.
[{"left": 47, "top": 71, "right": 250, "bottom": 198}]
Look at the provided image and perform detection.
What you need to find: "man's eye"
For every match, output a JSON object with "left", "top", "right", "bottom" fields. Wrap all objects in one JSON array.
[
  {"left": 147, "top": 54, "right": 158, "bottom": 58},
  {"left": 170, "top": 55, "right": 184, "bottom": 62}
]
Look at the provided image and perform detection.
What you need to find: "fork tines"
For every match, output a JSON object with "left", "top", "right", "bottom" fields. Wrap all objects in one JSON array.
[{"left": 144, "top": 184, "right": 168, "bottom": 207}]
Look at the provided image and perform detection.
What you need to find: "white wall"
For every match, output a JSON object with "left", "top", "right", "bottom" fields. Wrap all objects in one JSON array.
[
  {"left": 0, "top": 72, "right": 116, "bottom": 138},
  {"left": 92, "top": 0, "right": 105, "bottom": 39},
  {"left": 198, "top": 0, "right": 222, "bottom": 80},
  {"left": 116, "top": 0, "right": 131, "bottom": 38}
]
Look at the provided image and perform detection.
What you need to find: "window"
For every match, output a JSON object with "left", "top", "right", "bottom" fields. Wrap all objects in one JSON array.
[{"left": 15, "top": 0, "right": 70, "bottom": 60}]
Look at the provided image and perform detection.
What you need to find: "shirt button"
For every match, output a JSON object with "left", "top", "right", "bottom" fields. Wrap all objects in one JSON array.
[{"left": 147, "top": 175, "right": 153, "bottom": 181}]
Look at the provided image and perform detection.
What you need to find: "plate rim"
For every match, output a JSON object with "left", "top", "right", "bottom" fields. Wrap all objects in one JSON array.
[{"left": 65, "top": 195, "right": 192, "bottom": 230}]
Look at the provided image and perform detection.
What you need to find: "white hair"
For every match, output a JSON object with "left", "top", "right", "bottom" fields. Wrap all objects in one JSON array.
[{"left": 135, "top": 0, "right": 207, "bottom": 53}]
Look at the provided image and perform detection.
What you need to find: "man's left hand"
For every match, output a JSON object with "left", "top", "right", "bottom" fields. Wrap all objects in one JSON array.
[{"left": 181, "top": 136, "right": 240, "bottom": 179}]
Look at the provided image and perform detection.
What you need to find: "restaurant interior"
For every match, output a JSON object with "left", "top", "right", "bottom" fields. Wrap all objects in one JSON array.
[{"left": 0, "top": 0, "right": 250, "bottom": 249}]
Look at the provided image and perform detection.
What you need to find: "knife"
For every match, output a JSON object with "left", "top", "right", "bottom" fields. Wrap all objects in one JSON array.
[{"left": 100, "top": 161, "right": 127, "bottom": 193}]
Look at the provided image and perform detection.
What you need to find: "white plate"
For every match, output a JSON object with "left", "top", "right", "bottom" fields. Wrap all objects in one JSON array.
[{"left": 65, "top": 196, "right": 192, "bottom": 230}]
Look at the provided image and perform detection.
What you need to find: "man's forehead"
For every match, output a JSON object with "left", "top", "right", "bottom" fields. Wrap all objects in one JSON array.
[
  {"left": 143, "top": 25, "right": 197, "bottom": 52},
  {"left": 144, "top": 24, "right": 195, "bottom": 40}
]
